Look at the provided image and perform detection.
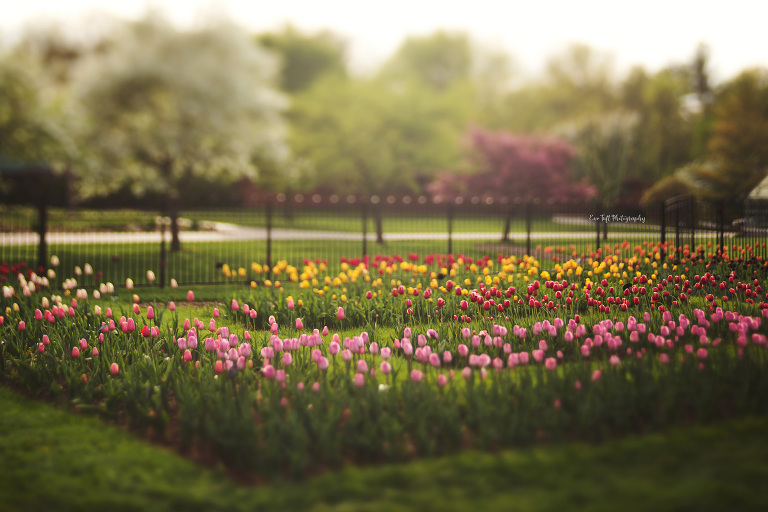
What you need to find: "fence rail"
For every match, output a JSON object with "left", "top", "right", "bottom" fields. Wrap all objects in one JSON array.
[{"left": 1, "top": 194, "right": 766, "bottom": 288}]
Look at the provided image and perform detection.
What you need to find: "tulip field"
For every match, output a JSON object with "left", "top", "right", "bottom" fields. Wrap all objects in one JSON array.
[{"left": 3, "top": 241, "right": 768, "bottom": 509}]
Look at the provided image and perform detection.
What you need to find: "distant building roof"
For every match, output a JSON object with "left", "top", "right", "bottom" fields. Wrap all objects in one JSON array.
[{"left": 749, "top": 173, "right": 768, "bottom": 199}]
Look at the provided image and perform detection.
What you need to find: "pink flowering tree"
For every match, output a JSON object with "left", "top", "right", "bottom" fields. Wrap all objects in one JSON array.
[{"left": 429, "top": 127, "right": 595, "bottom": 203}]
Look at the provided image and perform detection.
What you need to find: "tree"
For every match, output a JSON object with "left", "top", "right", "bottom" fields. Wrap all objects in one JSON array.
[
  {"left": 429, "top": 127, "right": 594, "bottom": 240},
  {"left": 619, "top": 66, "right": 694, "bottom": 184},
  {"left": 492, "top": 44, "right": 617, "bottom": 132},
  {"left": 257, "top": 25, "right": 347, "bottom": 93},
  {"left": 706, "top": 68, "right": 768, "bottom": 196},
  {"left": 71, "top": 14, "right": 288, "bottom": 250},
  {"left": 290, "top": 76, "right": 467, "bottom": 242},
  {"left": 559, "top": 111, "right": 639, "bottom": 208},
  {"left": 0, "top": 52, "right": 71, "bottom": 165},
  {"left": 429, "top": 127, "right": 594, "bottom": 202},
  {"left": 379, "top": 31, "right": 472, "bottom": 91}
]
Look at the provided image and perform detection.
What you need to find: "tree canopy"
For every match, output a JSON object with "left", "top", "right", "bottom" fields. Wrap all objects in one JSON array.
[
  {"left": 257, "top": 25, "right": 347, "bottom": 93},
  {"left": 71, "top": 14, "right": 289, "bottom": 201},
  {"left": 290, "top": 76, "right": 468, "bottom": 196},
  {"left": 429, "top": 127, "right": 595, "bottom": 202}
]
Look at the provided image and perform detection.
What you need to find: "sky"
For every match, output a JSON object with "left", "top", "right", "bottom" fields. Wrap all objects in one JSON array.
[{"left": 2, "top": 0, "right": 767, "bottom": 84}]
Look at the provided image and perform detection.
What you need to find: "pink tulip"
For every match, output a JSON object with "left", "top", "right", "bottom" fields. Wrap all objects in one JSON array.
[
  {"left": 110, "top": 362, "right": 119, "bottom": 375},
  {"left": 337, "top": 307, "right": 345, "bottom": 320},
  {"left": 237, "top": 356, "right": 246, "bottom": 370},
  {"left": 147, "top": 306, "right": 155, "bottom": 320},
  {"left": 71, "top": 346, "right": 79, "bottom": 358},
  {"left": 214, "top": 361, "right": 224, "bottom": 373},
  {"left": 282, "top": 352, "right": 293, "bottom": 366},
  {"left": 270, "top": 323, "right": 278, "bottom": 334},
  {"left": 262, "top": 365, "right": 275, "bottom": 379},
  {"left": 353, "top": 373, "right": 365, "bottom": 387},
  {"left": 545, "top": 358, "right": 557, "bottom": 370},
  {"left": 318, "top": 357, "right": 329, "bottom": 370},
  {"left": 18, "top": 321, "right": 25, "bottom": 331},
  {"left": 287, "top": 298, "right": 294, "bottom": 309},
  {"left": 410, "top": 369, "right": 424, "bottom": 382},
  {"left": 322, "top": 326, "right": 329, "bottom": 336},
  {"left": 276, "top": 369, "right": 286, "bottom": 383},
  {"left": 42, "top": 334, "right": 50, "bottom": 346},
  {"left": 183, "top": 350, "right": 193, "bottom": 363},
  {"left": 592, "top": 369, "right": 602, "bottom": 381},
  {"left": 458, "top": 344, "right": 468, "bottom": 357},
  {"left": 357, "top": 360, "right": 368, "bottom": 373},
  {"left": 380, "top": 361, "right": 392, "bottom": 374},
  {"left": 296, "top": 318, "right": 303, "bottom": 330},
  {"left": 342, "top": 349, "right": 352, "bottom": 362},
  {"left": 437, "top": 374, "right": 447, "bottom": 387},
  {"left": 461, "top": 367, "right": 472, "bottom": 379},
  {"left": 38, "top": 343, "right": 45, "bottom": 353}
]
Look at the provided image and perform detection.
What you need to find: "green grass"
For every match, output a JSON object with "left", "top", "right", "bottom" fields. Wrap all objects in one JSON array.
[
  {"left": 2, "top": 385, "right": 767, "bottom": 512},
  {"left": 3, "top": 205, "right": 659, "bottom": 234}
]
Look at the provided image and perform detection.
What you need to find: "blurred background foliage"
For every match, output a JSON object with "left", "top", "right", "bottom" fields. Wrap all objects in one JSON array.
[{"left": 2, "top": 12, "right": 767, "bottom": 208}]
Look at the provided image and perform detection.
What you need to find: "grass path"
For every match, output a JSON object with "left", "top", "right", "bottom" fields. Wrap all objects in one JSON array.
[{"left": 2, "top": 385, "right": 767, "bottom": 512}]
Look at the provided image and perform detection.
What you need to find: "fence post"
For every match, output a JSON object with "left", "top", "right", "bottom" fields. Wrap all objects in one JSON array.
[
  {"left": 266, "top": 201, "right": 273, "bottom": 281},
  {"left": 525, "top": 203, "right": 532, "bottom": 256},
  {"left": 675, "top": 205, "right": 681, "bottom": 263},
  {"left": 447, "top": 204, "right": 453, "bottom": 255},
  {"left": 718, "top": 200, "right": 724, "bottom": 256},
  {"left": 158, "top": 217, "right": 166, "bottom": 288},
  {"left": 690, "top": 197, "right": 696, "bottom": 253},
  {"left": 362, "top": 202, "right": 368, "bottom": 258},
  {"left": 660, "top": 203, "right": 666, "bottom": 262},
  {"left": 36, "top": 197, "right": 48, "bottom": 271},
  {"left": 595, "top": 213, "right": 601, "bottom": 252}
]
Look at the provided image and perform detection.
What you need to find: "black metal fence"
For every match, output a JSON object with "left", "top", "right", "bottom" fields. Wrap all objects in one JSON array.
[{"left": 1, "top": 194, "right": 765, "bottom": 288}]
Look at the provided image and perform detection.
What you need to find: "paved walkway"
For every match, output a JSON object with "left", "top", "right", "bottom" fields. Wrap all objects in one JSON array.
[{"left": 0, "top": 221, "right": 732, "bottom": 245}]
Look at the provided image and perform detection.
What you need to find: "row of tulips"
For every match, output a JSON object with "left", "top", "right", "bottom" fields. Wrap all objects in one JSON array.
[{"left": 1, "top": 249, "right": 768, "bottom": 477}]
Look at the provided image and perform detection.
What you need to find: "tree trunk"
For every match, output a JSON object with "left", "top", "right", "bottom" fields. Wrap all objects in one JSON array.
[
  {"left": 501, "top": 213, "right": 511, "bottom": 242},
  {"left": 375, "top": 212, "right": 384, "bottom": 244},
  {"left": 170, "top": 209, "right": 180, "bottom": 252}
]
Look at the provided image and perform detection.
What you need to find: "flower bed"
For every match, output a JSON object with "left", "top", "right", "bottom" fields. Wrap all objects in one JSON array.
[{"left": 2, "top": 243, "right": 768, "bottom": 479}]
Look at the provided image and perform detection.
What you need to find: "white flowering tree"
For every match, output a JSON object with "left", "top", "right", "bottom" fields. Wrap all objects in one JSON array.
[{"left": 72, "top": 14, "right": 289, "bottom": 250}]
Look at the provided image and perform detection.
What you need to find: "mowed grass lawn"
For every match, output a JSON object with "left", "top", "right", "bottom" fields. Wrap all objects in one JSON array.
[
  {"left": 4, "top": 205, "right": 656, "bottom": 234},
  {"left": 2, "top": 384, "right": 767, "bottom": 512}
]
